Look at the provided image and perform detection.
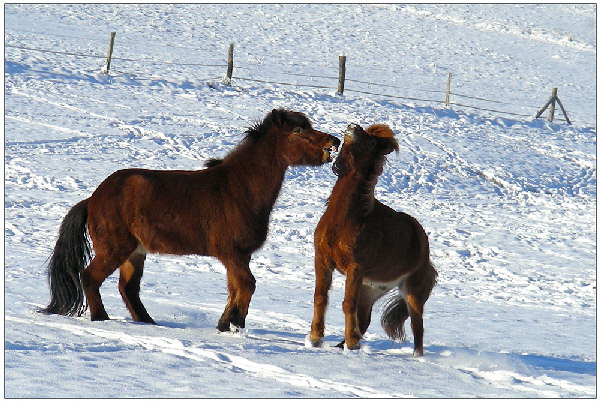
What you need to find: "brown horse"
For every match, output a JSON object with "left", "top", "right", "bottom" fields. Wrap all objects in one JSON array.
[
  {"left": 41, "top": 109, "right": 340, "bottom": 332},
  {"left": 308, "top": 123, "right": 437, "bottom": 356}
]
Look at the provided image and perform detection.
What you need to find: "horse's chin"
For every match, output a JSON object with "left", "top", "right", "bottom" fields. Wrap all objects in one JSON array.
[{"left": 322, "top": 145, "right": 338, "bottom": 163}]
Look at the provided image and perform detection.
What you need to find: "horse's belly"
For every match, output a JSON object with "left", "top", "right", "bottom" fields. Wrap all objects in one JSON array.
[
  {"left": 362, "top": 274, "right": 408, "bottom": 294},
  {"left": 133, "top": 225, "right": 209, "bottom": 256}
]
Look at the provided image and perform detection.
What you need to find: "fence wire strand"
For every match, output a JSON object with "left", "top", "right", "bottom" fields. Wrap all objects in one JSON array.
[
  {"left": 233, "top": 76, "right": 332, "bottom": 90},
  {"left": 5, "top": 43, "right": 226, "bottom": 68},
  {"left": 6, "top": 40, "right": 592, "bottom": 126}
]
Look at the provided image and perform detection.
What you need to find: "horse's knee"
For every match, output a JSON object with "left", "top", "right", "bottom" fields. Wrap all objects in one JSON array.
[
  {"left": 118, "top": 262, "right": 142, "bottom": 294},
  {"left": 81, "top": 263, "right": 101, "bottom": 286},
  {"left": 357, "top": 306, "right": 373, "bottom": 335},
  {"left": 342, "top": 298, "right": 356, "bottom": 315},
  {"left": 80, "top": 269, "right": 93, "bottom": 289},
  {"left": 313, "top": 294, "right": 329, "bottom": 313},
  {"left": 406, "top": 294, "right": 423, "bottom": 315},
  {"left": 118, "top": 279, "right": 141, "bottom": 300}
]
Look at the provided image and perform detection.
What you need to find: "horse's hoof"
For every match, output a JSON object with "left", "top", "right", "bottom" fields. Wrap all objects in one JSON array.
[
  {"left": 344, "top": 343, "right": 361, "bottom": 351},
  {"left": 134, "top": 314, "right": 156, "bottom": 324},
  {"left": 230, "top": 316, "right": 246, "bottom": 330},
  {"left": 337, "top": 339, "right": 360, "bottom": 350},
  {"left": 139, "top": 319, "right": 157, "bottom": 325},
  {"left": 216, "top": 320, "right": 231, "bottom": 332},
  {"left": 223, "top": 306, "right": 246, "bottom": 330},
  {"left": 229, "top": 323, "right": 245, "bottom": 333},
  {"left": 304, "top": 335, "right": 323, "bottom": 348},
  {"left": 413, "top": 349, "right": 424, "bottom": 357}
]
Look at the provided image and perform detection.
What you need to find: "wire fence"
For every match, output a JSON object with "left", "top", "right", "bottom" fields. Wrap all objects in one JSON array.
[{"left": 5, "top": 34, "right": 592, "bottom": 127}]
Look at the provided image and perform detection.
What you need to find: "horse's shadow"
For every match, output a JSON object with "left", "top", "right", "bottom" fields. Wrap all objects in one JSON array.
[
  {"left": 421, "top": 344, "right": 596, "bottom": 377},
  {"left": 155, "top": 318, "right": 596, "bottom": 377}
]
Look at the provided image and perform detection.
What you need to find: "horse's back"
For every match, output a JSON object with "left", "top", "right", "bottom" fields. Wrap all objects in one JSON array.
[
  {"left": 87, "top": 166, "right": 269, "bottom": 256},
  {"left": 87, "top": 168, "right": 215, "bottom": 255}
]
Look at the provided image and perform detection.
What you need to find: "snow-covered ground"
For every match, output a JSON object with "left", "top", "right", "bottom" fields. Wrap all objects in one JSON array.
[{"left": 4, "top": 4, "right": 596, "bottom": 398}]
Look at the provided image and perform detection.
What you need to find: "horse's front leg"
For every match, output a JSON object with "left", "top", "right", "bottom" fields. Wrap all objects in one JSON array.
[
  {"left": 217, "top": 254, "right": 255, "bottom": 332},
  {"left": 308, "top": 256, "right": 333, "bottom": 347},
  {"left": 342, "top": 263, "right": 363, "bottom": 350}
]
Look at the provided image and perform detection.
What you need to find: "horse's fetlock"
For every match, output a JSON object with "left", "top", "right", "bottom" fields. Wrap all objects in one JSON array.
[
  {"left": 230, "top": 312, "right": 246, "bottom": 329},
  {"left": 218, "top": 305, "right": 246, "bottom": 331}
]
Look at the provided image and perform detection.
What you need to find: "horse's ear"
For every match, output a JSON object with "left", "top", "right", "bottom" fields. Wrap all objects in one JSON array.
[
  {"left": 378, "top": 137, "right": 399, "bottom": 155},
  {"left": 271, "top": 109, "right": 283, "bottom": 127},
  {"left": 365, "top": 124, "right": 394, "bottom": 139}
]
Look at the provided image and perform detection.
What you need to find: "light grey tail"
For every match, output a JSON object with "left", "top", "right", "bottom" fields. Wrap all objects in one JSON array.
[
  {"left": 380, "top": 287, "right": 409, "bottom": 341},
  {"left": 380, "top": 260, "right": 437, "bottom": 341}
]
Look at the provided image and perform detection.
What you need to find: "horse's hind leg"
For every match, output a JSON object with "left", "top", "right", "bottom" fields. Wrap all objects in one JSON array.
[
  {"left": 405, "top": 266, "right": 436, "bottom": 357},
  {"left": 406, "top": 294, "right": 425, "bottom": 357},
  {"left": 119, "top": 248, "right": 155, "bottom": 324},
  {"left": 81, "top": 253, "right": 127, "bottom": 321}
]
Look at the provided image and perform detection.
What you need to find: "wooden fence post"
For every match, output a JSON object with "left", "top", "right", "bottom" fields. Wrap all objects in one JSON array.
[
  {"left": 224, "top": 43, "right": 234, "bottom": 85},
  {"left": 535, "top": 87, "right": 570, "bottom": 124},
  {"left": 445, "top": 72, "right": 452, "bottom": 107},
  {"left": 101, "top": 32, "right": 116, "bottom": 75},
  {"left": 555, "top": 95, "right": 572, "bottom": 125},
  {"left": 337, "top": 55, "right": 347, "bottom": 95},
  {"left": 548, "top": 87, "right": 558, "bottom": 122}
]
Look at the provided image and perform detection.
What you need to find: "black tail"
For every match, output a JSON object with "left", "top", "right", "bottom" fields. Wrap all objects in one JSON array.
[{"left": 40, "top": 199, "right": 91, "bottom": 316}]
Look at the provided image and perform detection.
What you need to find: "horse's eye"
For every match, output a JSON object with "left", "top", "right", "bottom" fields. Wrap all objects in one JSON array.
[{"left": 292, "top": 127, "right": 303, "bottom": 134}]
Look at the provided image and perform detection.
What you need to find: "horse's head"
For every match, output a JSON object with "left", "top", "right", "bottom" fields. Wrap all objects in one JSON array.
[
  {"left": 268, "top": 109, "right": 340, "bottom": 166},
  {"left": 333, "top": 123, "right": 398, "bottom": 176}
]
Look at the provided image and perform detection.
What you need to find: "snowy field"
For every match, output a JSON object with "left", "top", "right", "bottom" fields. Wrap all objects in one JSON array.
[{"left": 4, "top": 4, "right": 597, "bottom": 398}]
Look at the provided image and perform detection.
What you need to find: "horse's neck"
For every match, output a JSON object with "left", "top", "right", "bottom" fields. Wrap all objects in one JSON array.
[
  {"left": 328, "top": 172, "right": 376, "bottom": 218},
  {"left": 226, "top": 136, "right": 288, "bottom": 210}
]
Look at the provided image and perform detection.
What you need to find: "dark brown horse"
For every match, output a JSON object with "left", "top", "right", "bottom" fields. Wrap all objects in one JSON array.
[
  {"left": 41, "top": 109, "right": 340, "bottom": 332},
  {"left": 308, "top": 123, "right": 437, "bottom": 356}
]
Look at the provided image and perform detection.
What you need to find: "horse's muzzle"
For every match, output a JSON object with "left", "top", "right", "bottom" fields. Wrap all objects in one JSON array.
[
  {"left": 344, "top": 124, "right": 361, "bottom": 141},
  {"left": 323, "top": 136, "right": 341, "bottom": 162}
]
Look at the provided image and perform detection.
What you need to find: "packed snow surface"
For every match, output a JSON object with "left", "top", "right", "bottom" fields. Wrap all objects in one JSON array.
[{"left": 4, "top": 4, "right": 596, "bottom": 398}]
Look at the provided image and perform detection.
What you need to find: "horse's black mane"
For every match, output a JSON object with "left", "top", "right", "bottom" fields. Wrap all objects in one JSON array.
[
  {"left": 246, "top": 108, "right": 312, "bottom": 141},
  {"left": 204, "top": 109, "right": 312, "bottom": 168}
]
